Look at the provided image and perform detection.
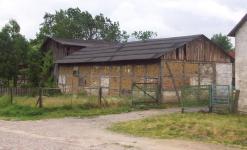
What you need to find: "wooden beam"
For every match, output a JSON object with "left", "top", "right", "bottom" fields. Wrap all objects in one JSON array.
[
  {"left": 144, "top": 64, "right": 148, "bottom": 96},
  {"left": 119, "top": 65, "right": 122, "bottom": 96},
  {"left": 213, "top": 62, "right": 216, "bottom": 85},
  {"left": 198, "top": 63, "right": 201, "bottom": 86},
  {"left": 165, "top": 61, "right": 181, "bottom": 103},
  {"left": 89, "top": 65, "right": 93, "bottom": 95},
  {"left": 131, "top": 64, "right": 135, "bottom": 88},
  {"left": 109, "top": 65, "right": 113, "bottom": 96},
  {"left": 159, "top": 58, "right": 164, "bottom": 102},
  {"left": 198, "top": 63, "right": 201, "bottom": 101},
  {"left": 182, "top": 61, "right": 186, "bottom": 85}
]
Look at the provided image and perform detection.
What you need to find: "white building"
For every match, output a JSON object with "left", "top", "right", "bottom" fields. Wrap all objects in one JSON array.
[{"left": 228, "top": 14, "right": 247, "bottom": 113}]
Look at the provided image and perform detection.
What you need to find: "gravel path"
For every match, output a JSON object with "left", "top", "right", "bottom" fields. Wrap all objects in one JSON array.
[{"left": 0, "top": 108, "right": 238, "bottom": 150}]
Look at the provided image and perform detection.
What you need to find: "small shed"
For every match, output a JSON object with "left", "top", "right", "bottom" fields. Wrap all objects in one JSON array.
[
  {"left": 41, "top": 37, "right": 113, "bottom": 61},
  {"left": 41, "top": 37, "right": 113, "bottom": 79},
  {"left": 55, "top": 34, "right": 233, "bottom": 102}
]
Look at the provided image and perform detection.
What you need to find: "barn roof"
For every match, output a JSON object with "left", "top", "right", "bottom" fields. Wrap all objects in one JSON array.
[
  {"left": 228, "top": 13, "right": 247, "bottom": 37},
  {"left": 56, "top": 34, "right": 204, "bottom": 64},
  {"left": 41, "top": 37, "right": 113, "bottom": 50}
]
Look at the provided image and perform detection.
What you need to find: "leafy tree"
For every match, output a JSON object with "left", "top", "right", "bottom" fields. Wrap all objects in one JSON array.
[
  {"left": 27, "top": 44, "right": 42, "bottom": 87},
  {"left": 0, "top": 27, "right": 12, "bottom": 86},
  {"left": 131, "top": 31, "right": 157, "bottom": 41},
  {"left": 40, "top": 50, "right": 54, "bottom": 87},
  {"left": 27, "top": 43, "right": 54, "bottom": 87},
  {"left": 0, "top": 20, "right": 30, "bottom": 86},
  {"left": 211, "top": 33, "right": 233, "bottom": 51},
  {"left": 36, "top": 8, "right": 128, "bottom": 42}
]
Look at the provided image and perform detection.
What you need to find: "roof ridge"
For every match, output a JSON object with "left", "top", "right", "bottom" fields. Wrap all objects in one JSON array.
[
  {"left": 228, "top": 13, "right": 247, "bottom": 36},
  {"left": 126, "top": 34, "right": 203, "bottom": 44},
  {"left": 47, "top": 36, "right": 116, "bottom": 45}
]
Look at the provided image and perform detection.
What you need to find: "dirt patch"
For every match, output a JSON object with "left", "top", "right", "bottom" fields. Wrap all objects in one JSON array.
[{"left": 0, "top": 108, "right": 238, "bottom": 150}]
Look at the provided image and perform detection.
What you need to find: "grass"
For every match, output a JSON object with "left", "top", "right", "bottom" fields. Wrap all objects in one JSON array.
[
  {"left": 0, "top": 104, "right": 133, "bottom": 120},
  {"left": 110, "top": 113, "right": 247, "bottom": 148},
  {"left": 0, "top": 95, "right": 173, "bottom": 120}
]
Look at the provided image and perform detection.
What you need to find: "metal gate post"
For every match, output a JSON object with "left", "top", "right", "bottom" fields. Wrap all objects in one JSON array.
[{"left": 209, "top": 85, "right": 213, "bottom": 112}]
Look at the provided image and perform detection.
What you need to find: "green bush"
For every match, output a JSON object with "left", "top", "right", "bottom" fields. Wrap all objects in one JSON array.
[
  {"left": 0, "top": 105, "right": 44, "bottom": 117},
  {"left": 0, "top": 95, "right": 11, "bottom": 107}
]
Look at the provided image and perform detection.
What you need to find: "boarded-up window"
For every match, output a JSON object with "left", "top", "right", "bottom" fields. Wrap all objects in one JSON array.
[
  {"left": 100, "top": 77, "right": 110, "bottom": 88},
  {"left": 78, "top": 77, "right": 84, "bottom": 86}
]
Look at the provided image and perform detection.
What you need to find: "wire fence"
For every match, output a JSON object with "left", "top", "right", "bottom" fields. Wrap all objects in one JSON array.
[
  {"left": 0, "top": 84, "right": 239, "bottom": 113},
  {"left": 0, "top": 86, "right": 131, "bottom": 109}
]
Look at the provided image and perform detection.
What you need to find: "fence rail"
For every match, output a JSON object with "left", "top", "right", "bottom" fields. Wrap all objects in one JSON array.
[
  {"left": 0, "top": 87, "right": 64, "bottom": 96},
  {"left": 0, "top": 87, "right": 39, "bottom": 96}
]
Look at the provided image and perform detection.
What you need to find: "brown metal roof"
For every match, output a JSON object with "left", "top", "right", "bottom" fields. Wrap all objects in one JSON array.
[
  {"left": 56, "top": 34, "right": 203, "bottom": 64},
  {"left": 51, "top": 37, "right": 113, "bottom": 47},
  {"left": 228, "top": 13, "right": 247, "bottom": 37},
  {"left": 41, "top": 37, "right": 114, "bottom": 50}
]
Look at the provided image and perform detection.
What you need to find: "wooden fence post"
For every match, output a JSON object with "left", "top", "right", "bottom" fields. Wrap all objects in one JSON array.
[
  {"left": 10, "top": 87, "right": 13, "bottom": 104},
  {"left": 99, "top": 87, "right": 102, "bottom": 106},
  {"left": 233, "top": 90, "right": 240, "bottom": 113},
  {"left": 37, "top": 87, "right": 43, "bottom": 108},
  {"left": 40, "top": 88, "right": 43, "bottom": 108}
]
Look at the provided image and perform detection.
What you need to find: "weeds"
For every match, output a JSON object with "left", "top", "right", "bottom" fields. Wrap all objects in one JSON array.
[
  {"left": 0, "top": 95, "right": 11, "bottom": 107},
  {"left": 110, "top": 112, "right": 247, "bottom": 148}
]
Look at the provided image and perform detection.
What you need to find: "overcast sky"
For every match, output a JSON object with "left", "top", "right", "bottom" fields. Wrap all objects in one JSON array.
[{"left": 0, "top": 0, "right": 246, "bottom": 40}]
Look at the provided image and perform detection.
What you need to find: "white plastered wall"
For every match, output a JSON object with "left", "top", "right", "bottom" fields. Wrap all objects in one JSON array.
[{"left": 235, "top": 21, "right": 247, "bottom": 112}]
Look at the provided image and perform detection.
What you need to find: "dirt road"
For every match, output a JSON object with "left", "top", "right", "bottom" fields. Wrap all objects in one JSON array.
[{"left": 0, "top": 108, "right": 238, "bottom": 150}]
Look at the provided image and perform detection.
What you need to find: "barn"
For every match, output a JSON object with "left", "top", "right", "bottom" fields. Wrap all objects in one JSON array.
[{"left": 54, "top": 34, "right": 233, "bottom": 102}]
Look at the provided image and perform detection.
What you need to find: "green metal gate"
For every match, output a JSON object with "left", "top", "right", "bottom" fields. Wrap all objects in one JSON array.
[
  {"left": 181, "top": 84, "right": 232, "bottom": 113},
  {"left": 210, "top": 85, "right": 231, "bottom": 113},
  {"left": 131, "top": 79, "right": 159, "bottom": 105},
  {"left": 181, "top": 85, "right": 211, "bottom": 112}
]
